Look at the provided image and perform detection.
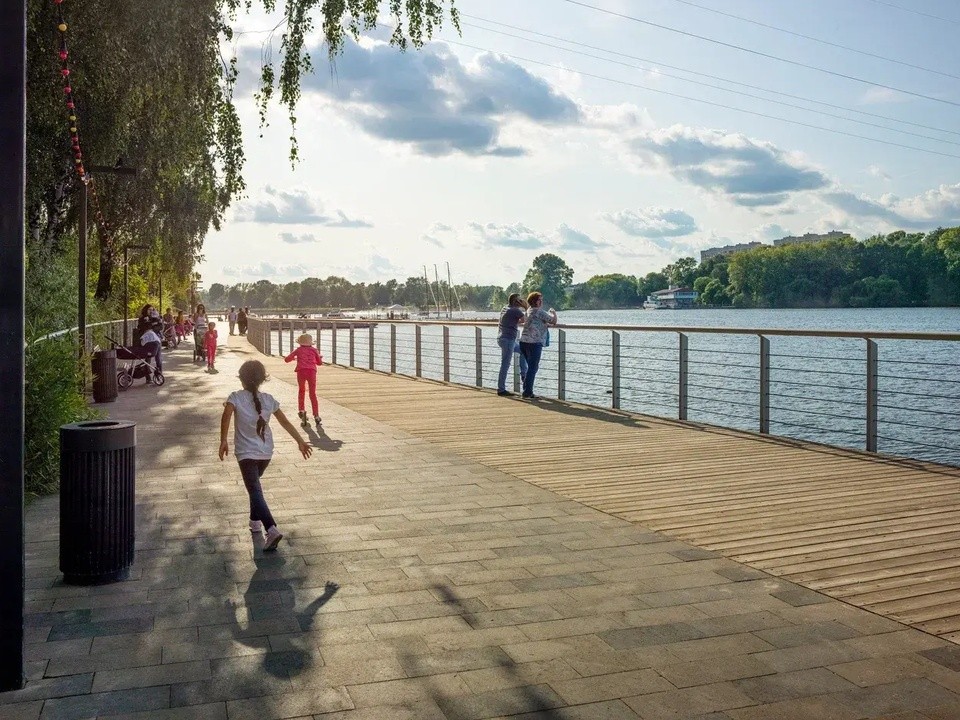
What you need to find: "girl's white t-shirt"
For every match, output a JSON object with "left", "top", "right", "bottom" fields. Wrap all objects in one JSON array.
[{"left": 227, "top": 389, "right": 280, "bottom": 460}]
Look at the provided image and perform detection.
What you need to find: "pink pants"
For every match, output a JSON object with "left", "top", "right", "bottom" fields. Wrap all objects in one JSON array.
[
  {"left": 206, "top": 342, "right": 217, "bottom": 366},
  {"left": 297, "top": 369, "right": 318, "bottom": 415}
]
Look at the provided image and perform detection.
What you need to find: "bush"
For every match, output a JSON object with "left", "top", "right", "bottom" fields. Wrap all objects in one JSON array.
[{"left": 24, "top": 337, "right": 101, "bottom": 498}]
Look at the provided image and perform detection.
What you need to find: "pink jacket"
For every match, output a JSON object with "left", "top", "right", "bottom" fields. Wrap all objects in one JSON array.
[{"left": 285, "top": 345, "right": 323, "bottom": 372}]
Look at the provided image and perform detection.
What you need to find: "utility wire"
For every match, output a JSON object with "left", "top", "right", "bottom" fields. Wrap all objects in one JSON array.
[
  {"left": 442, "top": 37, "right": 960, "bottom": 160},
  {"left": 864, "top": 0, "right": 960, "bottom": 25},
  {"left": 462, "top": 14, "right": 960, "bottom": 139},
  {"left": 461, "top": 19, "right": 960, "bottom": 148},
  {"left": 663, "top": 0, "right": 960, "bottom": 81},
  {"left": 561, "top": 0, "right": 960, "bottom": 108}
]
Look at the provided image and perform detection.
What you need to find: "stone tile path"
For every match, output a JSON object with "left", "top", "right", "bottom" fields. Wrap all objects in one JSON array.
[{"left": 7, "top": 339, "right": 960, "bottom": 719}]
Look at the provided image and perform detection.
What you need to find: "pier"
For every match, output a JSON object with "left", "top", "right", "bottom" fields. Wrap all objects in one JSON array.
[{"left": 8, "top": 334, "right": 960, "bottom": 719}]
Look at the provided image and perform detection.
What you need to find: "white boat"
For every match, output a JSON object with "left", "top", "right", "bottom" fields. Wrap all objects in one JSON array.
[{"left": 643, "top": 296, "right": 666, "bottom": 309}]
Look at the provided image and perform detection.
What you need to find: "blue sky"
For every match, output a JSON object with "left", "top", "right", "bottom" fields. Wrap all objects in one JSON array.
[{"left": 199, "top": 0, "right": 960, "bottom": 287}]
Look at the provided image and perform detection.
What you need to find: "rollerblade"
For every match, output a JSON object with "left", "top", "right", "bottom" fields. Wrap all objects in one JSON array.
[
  {"left": 314, "top": 416, "right": 322, "bottom": 430},
  {"left": 298, "top": 411, "right": 309, "bottom": 428}
]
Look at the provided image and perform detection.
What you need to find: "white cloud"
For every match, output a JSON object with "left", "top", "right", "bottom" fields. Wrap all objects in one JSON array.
[
  {"left": 235, "top": 186, "right": 372, "bottom": 227},
  {"left": 821, "top": 183, "right": 960, "bottom": 229},
  {"left": 279, "top": 232, "right": 319, "bottom": 244},
  {"left": 625, "top": 125, "right": 830, "bottom": 208},
  {"left": 859, "top": 87, "right": 908, "bottom": 105},
  {"left": 222, "top": 262, "right": 312, "bottom": 279},
  {"left": 601, "top": 207, "right": 697, "bottom": 239}
]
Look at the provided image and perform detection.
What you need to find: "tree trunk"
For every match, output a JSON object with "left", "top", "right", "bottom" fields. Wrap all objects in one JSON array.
[{"left": 95, "top": 230, "right": 114, "bottom": 300}]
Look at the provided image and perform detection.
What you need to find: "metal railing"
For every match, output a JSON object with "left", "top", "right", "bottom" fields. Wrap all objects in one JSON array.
[
  {"left": 33, "top": 318, "right": 136, "bottom": 351},
  {"left": 247, "top": 317, "right": 960, "bottom": 467}
]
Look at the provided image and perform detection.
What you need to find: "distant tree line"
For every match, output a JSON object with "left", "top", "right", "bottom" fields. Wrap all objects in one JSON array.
[{"left": 207, "top": 227, "right": 960, "bottom": 311}]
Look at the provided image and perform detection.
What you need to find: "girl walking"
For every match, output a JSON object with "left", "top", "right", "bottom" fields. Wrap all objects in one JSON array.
[
  {"left": 203, "top": 321, "right": 219, "bottom": 373},
  {"left": 219, "top": 360, "right": 312, "bottom": 551},
  {"left": 285, "top": 334, "right": 324, "bottom": 429}
]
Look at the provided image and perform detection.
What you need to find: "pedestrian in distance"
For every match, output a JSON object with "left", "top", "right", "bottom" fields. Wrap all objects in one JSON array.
[
  {"left": 237, "top": 307, "right": 248, "bottom": 336},
  {"left": 518, "top": 291, "right": 558, "bottom": 399},
  {"left": 228, "top": 306, "right": 238, "bottom": 335},
  {"left": 219, "top": 359, "right": 312, "bottom": 551},
  {"left": 496, "top": 293, "right": 527, "bottom": 396},
  {"left": 204, "top": 321, "right": 219, "bottom": 373},
  {"left": 285, "top": 333, "right": 324, "bottom": 429}
]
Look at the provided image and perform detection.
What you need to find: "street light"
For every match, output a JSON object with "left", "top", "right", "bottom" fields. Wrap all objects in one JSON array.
[
  {"left": 122, "top": 244, "right": 149, "bottom": 346},
  {"left": 78, "top": 162, "right": 136, "bottom": 355}
]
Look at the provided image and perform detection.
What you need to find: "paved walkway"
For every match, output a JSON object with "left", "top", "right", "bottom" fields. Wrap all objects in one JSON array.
[{"left": 6, "top": 338, "right": 960, "bottom": 719}]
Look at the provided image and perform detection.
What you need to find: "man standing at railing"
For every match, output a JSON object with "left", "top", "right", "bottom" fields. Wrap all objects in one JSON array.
[
  {"left": 228, "top": 306, "right": 238, "bottom": 335},
  {"left": 496, "top": 294, "right": 527, "bottom": 397},
  {"left": 518, "top": 292, "right": 558, "bottom": 400}
]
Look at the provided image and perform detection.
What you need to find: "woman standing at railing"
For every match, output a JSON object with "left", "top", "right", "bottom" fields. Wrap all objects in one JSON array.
[
  {"left": 496, "top": 294, "right": 527, "bottom": 396},
  {"left": 518, "top": 292, "right": 557, "bottom": 400}
]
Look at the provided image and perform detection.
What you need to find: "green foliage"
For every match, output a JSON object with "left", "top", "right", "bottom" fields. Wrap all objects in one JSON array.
[
  {"left": 522, "top": 253, "right": 574, "bottom": 308},
  {"left": 24, "top": 338, "right": 100, "bottom": 499}
]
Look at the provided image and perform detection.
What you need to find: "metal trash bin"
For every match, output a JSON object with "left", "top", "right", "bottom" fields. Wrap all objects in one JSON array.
[
  {"left": 60, "top": 420, "right": 136, "bottom": 585},
  {"left": 90, "top": 349, "right": 118, "bottom": 403}
]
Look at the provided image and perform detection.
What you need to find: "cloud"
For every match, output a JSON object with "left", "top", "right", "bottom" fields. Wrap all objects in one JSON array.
[
  {"left": 469, "top": 222, "right": 549, "bottom": 250},
  {"left": 859, "top": 87, "right": 908, "bottom": 105},
  {"left": 222, "top": 262, "right": 311, "bottom": 279},
  {"left": 601, "top": 207, "right": 697, "bottom": 239},
  {"left": 750, "top": 223, "right": 789, "bottom": 242},
  {"left": 821, "top": 183, "right": 960, "bottom": 229},
  {"left": 235, "top": 186, "right": 372, "bottom": 227},
  {"left": 271, "top": 38, "right": 583, "bottom": 157},
  {"left": 867, "top": 164, "right": 891, "bottom": 181},
  {"left": 430, "top": 222, "right": 455, "bottom": 233},
  {"left": 626, "top": 125, "right": 830, "bottom": 207},
  {"left": 421, "top": 235, "right": 445, "bottom": 248},
  {"left": 556, "top": 224, "right": 602, "bottom": 251},
  {"left": 279, "top": 232, "right": 318, "bottom": 244}
]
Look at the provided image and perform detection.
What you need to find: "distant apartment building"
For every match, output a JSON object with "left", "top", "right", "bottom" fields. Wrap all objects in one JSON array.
[
  {"left": 773, "top": 231, "right": 848, "bottom": 247},
  {"left": 700, "top": 241, "right": 764, "bottom": 261}
]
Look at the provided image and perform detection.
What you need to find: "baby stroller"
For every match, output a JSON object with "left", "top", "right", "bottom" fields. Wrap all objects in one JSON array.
[
  {"left": 162, "top": 321, "right": 179, "bottom": 349},
  {"left": 109, "top": 337, "right": 165, "bottom": 389},
  {"left": 192, "top": 325, "right": 207, "bottom": 364}
]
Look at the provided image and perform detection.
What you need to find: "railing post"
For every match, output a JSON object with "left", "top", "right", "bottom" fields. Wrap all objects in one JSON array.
[
  {"left": 866, "top": 339, "right": 878, "bottom": 452},
  {"left": 390, "top": 324, "right": 397, "bottom": 374},
  {"left": 315, "top": 321, "right": 321, "bottom": 356},
  {"left": 443, "top": 326, "right": 450, "bottom": 382},
  {"left": 289, "top": 321, "right": 294, "bottom": 350},
  {"left": 759, "top": 335, "right": 770, "bottom": 434},
  {"left": 349, "top": 323, "right": 355, "bottom": 367},
  {"left": 415, "top": 325, "right": 422, "bottom": 377},
  {"left": 265, "top": 321, "right": 272, "bottom": 356},
  {"left": 612, "top": 330, "right": 621, "bottom": 410},
  {"left": 278, "top": 321, "right": 283, "bottom": 356},
  {"left": 331, "top": 322, "right": 337, "bottom": 365},
  {"left": 558, "top": 329, "right": 566, "bottom": 400},
  {"left": 369, "top": 324, "right": 375, "bottom": 370},
  {"left": 475, "top": 326, "right": 482, "bottom": 387},
  {"left": 678, "top": 332, "right": 688, "bottom": 421}
]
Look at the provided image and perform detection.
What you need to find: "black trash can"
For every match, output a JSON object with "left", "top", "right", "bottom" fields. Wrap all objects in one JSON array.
[
  {"left": 60, "top": 420, "right": 136, "bottom": 585},
  {"left": 90, "top": 349, "right": 118, "bottom": 403}
]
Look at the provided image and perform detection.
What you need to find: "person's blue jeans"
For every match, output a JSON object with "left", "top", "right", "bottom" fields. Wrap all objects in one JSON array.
[
  {"left": 497, "top": 337, "right": 514, "bottom": 391},
  {"left": 519, "top": 341, "right": 543, "bottom": 397},
  {"left": 238, "top": 459, "right": 276, "bottom": 529}
]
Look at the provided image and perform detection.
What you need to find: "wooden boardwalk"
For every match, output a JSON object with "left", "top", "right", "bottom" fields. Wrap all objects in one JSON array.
[{"left": 301, "top": 360, "right": 960, "bottom": 644}]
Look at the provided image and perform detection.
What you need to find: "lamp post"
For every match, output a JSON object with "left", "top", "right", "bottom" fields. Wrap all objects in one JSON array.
[
  {"left": 122, "top": 244, "right": 149, "bottom": 346},
  {"left": 79, "top": 163, "right": 135, "bottom": 355}
]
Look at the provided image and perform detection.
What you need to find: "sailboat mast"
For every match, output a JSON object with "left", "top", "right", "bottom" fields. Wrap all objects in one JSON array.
[
  {"left": 433, "top": 265, "right": 443, "bottom": 317},
  {"left": 446, "top": 262, "right": 453, "bottom": 319}
]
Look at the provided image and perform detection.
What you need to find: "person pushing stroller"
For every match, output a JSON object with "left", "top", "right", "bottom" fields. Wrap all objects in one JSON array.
[{"left": 285, "top": 334, "right": 323, "bottom": 429}]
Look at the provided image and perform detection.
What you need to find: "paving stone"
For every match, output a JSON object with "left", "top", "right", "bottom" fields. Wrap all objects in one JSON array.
[
  {"left": 39, "top": 686, "right": 170, "bottom": 720},
  {"left": 598, "top": 622, "right": 706, "bottom": 650},
  {"left": 496, "top": 699, "right": 641, "bottom": 719},
  {"left": 99, "top": 703, "right": 227, "bottom": 720},
  {"left": 656, "top": 656, "right": 773, "bottom": 688},
  {"left": 92, "top": 661, "right": 211, "bottom": 693},
  {"left": 551, "top": 668, "right": 674, "bottom": 704},
  {"left": 922, "top": 645, "right": 960, "bottom": 672},
  {"left": 312, "top": 700, "right": 447, "bottom": 719},
  {"left": 346, "top": 673, "right": 473, "bottom": 707},
  {"left": 0, "top": 673, "right": 93, "bottom": 705},
  {"left": 624, "top": 681, "right": 758, "bottom": 720},
  {"left": 225, "top": 686, "right": 353, "bottom": 719},
  {"left": 0, "top": 701, "right": 43, "bottom": 720},
  {"left": 771, "top": 587, "right": 832, "bottom": 607},
  {"left": 735, "top": 667, "right": 857, "bottom": 704},
  {"left": 435, "top": 684, "right": 566, "bottom": 720}
]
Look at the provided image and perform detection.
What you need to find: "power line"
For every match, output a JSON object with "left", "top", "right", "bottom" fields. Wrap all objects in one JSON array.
[
  {"left": 561, "top": 0, "right": 960, "bottom": 108},
  {"left": 442, "top": 37, "right": 960, "bottom": 160},
  {"left": 663, "top": 0, "right": 960, "bottom": 81},
  {"left": 461, "top": 18, "right": 960, "bottom": 147},
  {"left": 863, "top": 0, "right": 960, "bottom": 25}
]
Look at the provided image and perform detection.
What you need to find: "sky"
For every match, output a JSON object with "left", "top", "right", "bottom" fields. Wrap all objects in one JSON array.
[{"left": 198, "top": 0, "right": 960, "bottom": 289}]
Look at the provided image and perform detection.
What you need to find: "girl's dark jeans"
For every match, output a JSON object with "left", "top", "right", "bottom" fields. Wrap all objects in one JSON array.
[{"left": 238, "top": 459, "right": 276, "bottom": 529}]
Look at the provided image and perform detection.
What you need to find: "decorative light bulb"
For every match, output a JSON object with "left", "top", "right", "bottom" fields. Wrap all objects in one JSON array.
[{"left": 58, "top": 23, "right": 67, "bottom": 32}]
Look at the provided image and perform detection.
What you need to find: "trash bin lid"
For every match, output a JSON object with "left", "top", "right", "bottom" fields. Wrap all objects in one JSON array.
[{"left": 60, "top": 420, "right": 136, "bottom": 452}]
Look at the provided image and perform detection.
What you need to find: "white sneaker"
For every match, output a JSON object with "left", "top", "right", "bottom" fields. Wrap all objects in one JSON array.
[
  {"left": 264, "top": 526, "right": 283, "bottom": 551},
  {"left": 249, "top": 520, "right": 263, "bottom": 535}
]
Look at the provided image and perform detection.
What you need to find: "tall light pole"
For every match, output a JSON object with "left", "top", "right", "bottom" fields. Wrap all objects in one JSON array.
[
  {"left": 0, "top": 0, "right": 26, "bottom": 693},
  {"left": 79, "top": 163, "right": 135, "bottom": 355},
  {"left": 122, "top": 244, "right": 149, "bottom": 346}
]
